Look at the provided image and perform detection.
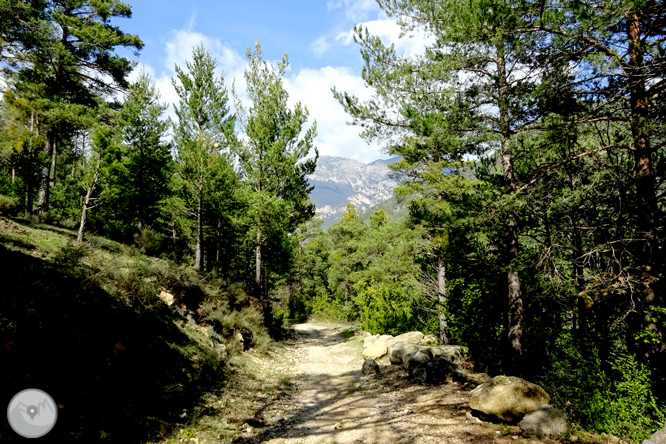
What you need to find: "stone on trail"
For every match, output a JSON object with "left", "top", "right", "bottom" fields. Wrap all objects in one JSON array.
[
  {"left": 519, "top": 405, "right": 569, "bottom": 437},
  {"left": 469, "top": 375, "right": 550, "bottom": 422},
  {"left": 362, "top": 359, "right": 381, "bottom": 376},
  {"left": 386, "top": 331, "right": 424, "bottom": 352},
  {"left": 644, "top": 424, "right": 666, "bottom": 444},
  {"left": 363, "top": 339, "right": 388, "bottom": 360},
  {"left": 363, "top": 334, "right": 380, "bottom": 349},
  {"left": 389, "top": 342, "right": 420, "bottom": 365},
  {"left": 406, "top": 350, "right": 431, "bottom": 371}
]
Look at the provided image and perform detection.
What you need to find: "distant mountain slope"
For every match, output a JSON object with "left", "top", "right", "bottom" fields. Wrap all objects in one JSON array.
[{"left": 308, "top": 155, "right": 401, "bottom": 228}]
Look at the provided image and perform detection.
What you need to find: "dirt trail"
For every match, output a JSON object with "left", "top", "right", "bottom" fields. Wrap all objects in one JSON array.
[{"left": 236, "top": 323, "right": 552, "bottom": 444}]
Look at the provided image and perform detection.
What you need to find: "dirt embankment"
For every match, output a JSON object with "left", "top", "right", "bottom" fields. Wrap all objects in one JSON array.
[{"left": 233, "top": 323, "right": 555, "bottom": 444}]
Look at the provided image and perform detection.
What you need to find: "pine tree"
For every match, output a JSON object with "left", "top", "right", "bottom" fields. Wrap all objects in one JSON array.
[
  {"left": 234, "top": 41, "right": 318, "bottom": 304},
  {"left": 117, "top": 72, "right": 172, "bottom": 234},
  {"left": 3, "top": 0, "right": 143, "bottom": 214},
  {"left": 172, "top": 44, "right": 236, "bottom": 271}
]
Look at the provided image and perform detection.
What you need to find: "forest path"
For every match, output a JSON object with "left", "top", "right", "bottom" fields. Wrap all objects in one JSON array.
[{"left": 234, "top": 322, "right": 549, "bottom": 444}]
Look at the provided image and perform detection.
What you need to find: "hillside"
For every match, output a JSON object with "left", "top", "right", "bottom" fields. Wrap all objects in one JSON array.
[{"left": 0, "top": 217, "right": 282, "bottom": 443}]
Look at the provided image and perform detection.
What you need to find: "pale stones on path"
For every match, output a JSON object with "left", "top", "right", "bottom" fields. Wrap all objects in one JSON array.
[
  {"left": 363, "top": 339, "right": 388, "bottom": 360},
  {"left": 643, "top": 424, "right": 666, "bottom": 444},
  {"left": 362, "top": 359, "right": 381, "bottom": 376},
  {"left": 519, "top": 405, "right": 569, "bottom": 437},
  {"left": 363, "top": 334, "right": 380, "bottom": 348},
  {"left": 469, "top": 375, "right": 550, "bottom": 422},
  {"left": 386, "top": 331, "right": 425, "bottom": 352}
]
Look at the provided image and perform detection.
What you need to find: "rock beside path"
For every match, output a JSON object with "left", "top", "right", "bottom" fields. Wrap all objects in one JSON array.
[
  {"left": 643, "top": 424, "right": 666, "bottom": 444},
  {"left": 362, "top": 359, "right": 380, "bottom": 376},
  {"left": 519, "top": 405, "right": 569, "bottom": 437},
  {"left": 469, "top": 375, "right": 550, "bottom": 422},
  {"left": 362, "top": 339, "right": 388, "bottom": 360}
]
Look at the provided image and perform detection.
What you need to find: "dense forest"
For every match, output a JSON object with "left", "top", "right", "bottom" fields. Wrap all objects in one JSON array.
[{"left": 1, "top": 0, "right": 665, "bottom": 440}]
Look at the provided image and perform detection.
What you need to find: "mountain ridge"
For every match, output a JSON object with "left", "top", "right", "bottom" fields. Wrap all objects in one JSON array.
[{"left": 307, "top": 155, "right": 401, "bottom": 228}]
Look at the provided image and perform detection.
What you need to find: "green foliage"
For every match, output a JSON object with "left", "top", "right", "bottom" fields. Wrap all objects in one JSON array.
[
  {"left": 353, "top": 280, "right": 424, "bottom": 336},
  {"left": 547, "top": 341, "right": 666, "bottom": 442},
  {"left": 0, "top": 194, "right": 18, "bottom": 215}
]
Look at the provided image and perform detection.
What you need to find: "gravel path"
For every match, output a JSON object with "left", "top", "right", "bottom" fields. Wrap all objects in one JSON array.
[{"left": 234, "top": 323, "right": 552, "bottom": 444}]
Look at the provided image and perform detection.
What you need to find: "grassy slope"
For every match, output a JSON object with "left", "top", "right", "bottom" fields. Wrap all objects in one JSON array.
[{"left": 0, "top": 217, "right": 282, "bottom": 443}]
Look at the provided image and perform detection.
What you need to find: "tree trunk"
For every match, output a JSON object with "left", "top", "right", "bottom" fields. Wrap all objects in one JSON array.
[
  {"left": 437, "top": 257, "right": 450, "bottom": 345},
  {"left": 77, "top": 172, "right": 99, "bottom": 242},
  {"left": 497, "top": 42, "right": 524, "bottom": 373},
  {"left": 38, "top": 127, "right": 55, "bottom": 214},
  {"left": 255, "top": 230, "right": 262, "bottom": 293},
  {"left": 194, "top": 193, "right": 203, "bottom": 270},
  {"left": 626, "top": 13, "right": 664, "bottom": 358}
]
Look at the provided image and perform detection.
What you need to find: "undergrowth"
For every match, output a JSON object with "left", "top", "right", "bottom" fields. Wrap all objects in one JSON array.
[{"left": 0, "top": 217, "right": 274, "bottom": 443}]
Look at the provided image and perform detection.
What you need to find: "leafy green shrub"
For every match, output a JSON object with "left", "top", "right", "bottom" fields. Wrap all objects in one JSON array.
[
  {"left": 134, "top": 226, "right": 166, "bottom": 256},
  {"left": 353, "top": 281, "right": 422, "bottom": 335},
  {"left": 0, "top": 194, "right": 18, "bottom": 216},
  {"left": 546, "top": 340, "right": 666, "bottom": 442}
]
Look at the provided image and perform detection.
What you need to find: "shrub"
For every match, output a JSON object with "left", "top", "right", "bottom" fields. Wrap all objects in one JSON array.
[
  {"left": 353, "top": 281, "right": 423, "bottom": 336},
  {"left": 0, "top": 194, "right": 18, "bottom": 216},
  {"left": 134, "top": 226, "right": 166, "bottom": 256},
  {"left": 546, "top": 339, "right": 666, "bottom": 442}
]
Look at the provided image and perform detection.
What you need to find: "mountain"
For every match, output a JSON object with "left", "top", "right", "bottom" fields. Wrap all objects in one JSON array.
[{"left": 308, "top": 155, "right": 401, "bottom": 229}]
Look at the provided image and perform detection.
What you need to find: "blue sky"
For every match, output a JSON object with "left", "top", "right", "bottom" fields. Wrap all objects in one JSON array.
[{"left": 115, "top": 0, "right": 431, "bottom": 163}]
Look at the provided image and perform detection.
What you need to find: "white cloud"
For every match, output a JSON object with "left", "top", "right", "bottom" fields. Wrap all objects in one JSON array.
[
  {"left": 327, "top": 0, "right": 379, "bottom": 22},
  {"left": 310, "top": 36, "right": 330, "bottom": 58},
  {"left": 130, "top": 24, "right": 391, "bottom": 164},
  {"left": 284, "top": 66, "right": 387, "bottom": 164},
  {"left": 336, "top": 18, "right": 433, "bottom": 58},
  {"left": 130, "top": 26, "right": 248, "bottom": 125}
]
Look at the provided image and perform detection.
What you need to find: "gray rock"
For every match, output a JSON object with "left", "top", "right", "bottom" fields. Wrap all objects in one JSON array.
[
  {"left": 644, "top": 424, "right": 666, "bottom": 444},
  {"left": 469, "top": 375, "right": 550, "bottom": 422},
  {"left": 406, "top": 350, "right": 432, "bottom": 371},
  {"left": 362, "top": 359, "right": 381, "bottom": 376},
  {"left": 519, "top": 405, "right": 569, "bottom": 437},
  {"left": 389, "top": 342, "right": 420, "bottom": 365}
]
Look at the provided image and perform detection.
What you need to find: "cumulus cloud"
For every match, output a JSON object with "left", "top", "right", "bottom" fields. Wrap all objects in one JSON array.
[
  {"left": 327, "top": 0, "right": 379, "bottom": 22},
  {"left": 335, "top": 18, "right": 433, "bottom": 58},
  {"left": 130, "top": 23, "right": 248, "bottom": 124},
  {"left": 284, "top": 66, "right": 386, "bottom": 163},
  {"left": 132, "top": 22, "right": 391, "bottom": 164},
  {"left": 310, "top": 36, "right": 330, "bottom": 58}
]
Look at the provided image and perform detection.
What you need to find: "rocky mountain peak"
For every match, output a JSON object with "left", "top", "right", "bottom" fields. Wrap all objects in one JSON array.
[{"left": 308, "top": 155, "right": 400, "bottom": 228}]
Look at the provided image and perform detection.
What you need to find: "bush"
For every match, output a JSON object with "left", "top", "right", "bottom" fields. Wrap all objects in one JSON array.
[
  {"left": 134, "top": 226, "right": 166, "bottom": 256},
  {"left": 353, "top": 281, "right": 423, "bottom": 336},
  {"left": 0, "top": 194, "right": 18, "bottom": 216},
  {"left": 546, "top": 340, "right": 666, "bottom": 442}
]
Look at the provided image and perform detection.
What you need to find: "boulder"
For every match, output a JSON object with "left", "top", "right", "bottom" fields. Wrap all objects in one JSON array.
[
  {"left": 362, "top": 359, "right": 381, "bottom": 376},
  {"left": 406, "top": 350, "right": 431, "bottom": 371},
  {"left": 363, "top": 334, "right": 380, "bottom": 348},
  {"left": 644, "top": 424, "right": 666, "bottom": 444},
  {"left": 363, "top": 339, "right": 388, "bottom": 360},
  {"left": 420, "top": 334, "right": 440, "bottom": 346},
  {"left": 386, "top": 332, "right": 424, "bottom": 351},
  {"left": 158, "top": 289, "right": 175, "bottom": 306},
  {"left": 469, "top": 375, "right": 550, "bottom": 422},
  {"left": 433, "top": 355, "right": 468, "bottom": 382},
  {"left": 390, "top": 342, "right": 421, "bottom": 365},
  {"left": 426, "top": 345, "right": 464, "bottom": 365},
  {"left": 519, "top": 405, "right": 569, "bottom": 437}
]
